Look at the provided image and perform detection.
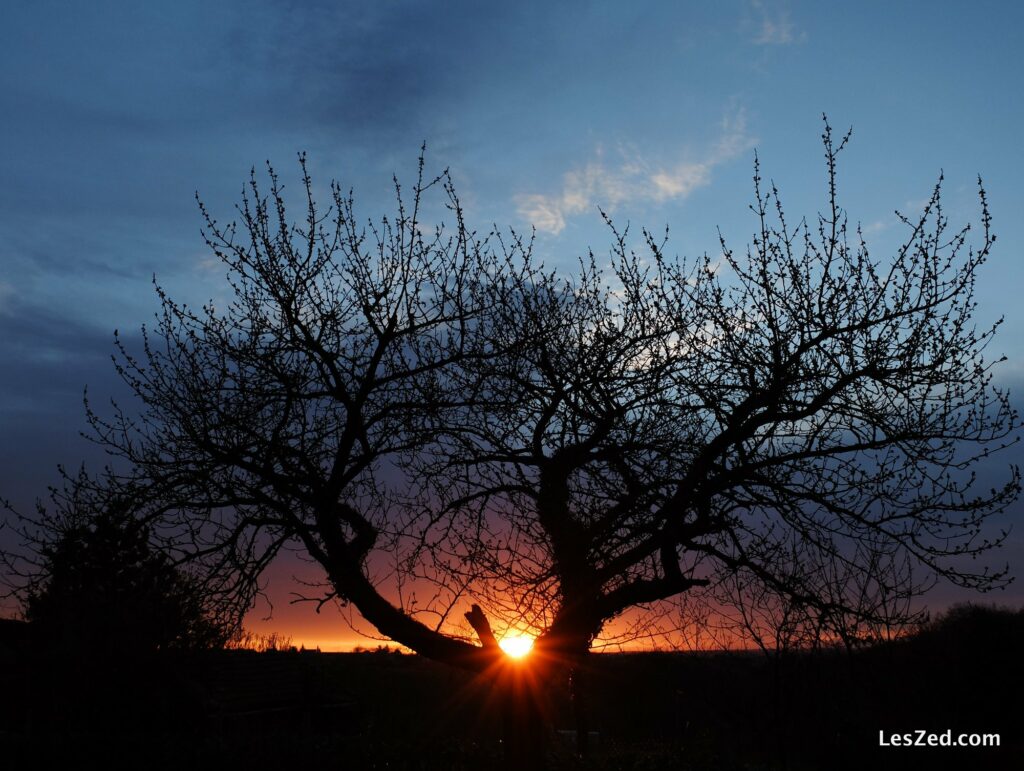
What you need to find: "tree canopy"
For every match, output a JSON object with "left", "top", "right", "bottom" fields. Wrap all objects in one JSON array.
[
  {"left": 44, "top": 122, "right": 1018, "bottom": 669},
  {"left": 8, "top": 477, "right": 233, "bottom": 653}
]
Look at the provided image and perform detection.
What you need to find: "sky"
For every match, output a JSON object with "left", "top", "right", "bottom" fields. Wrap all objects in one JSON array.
[{"left": 2, "top": 0, "right": 1023, "bottom": 650}]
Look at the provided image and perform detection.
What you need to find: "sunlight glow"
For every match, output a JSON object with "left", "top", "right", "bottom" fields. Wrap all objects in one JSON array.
[{"left": 498, "top": 635, "right": 534, "bottom": 659}]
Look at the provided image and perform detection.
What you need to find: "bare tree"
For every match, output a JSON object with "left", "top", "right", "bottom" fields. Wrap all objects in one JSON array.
[
  {"left": 417, "top": 122, "right": 1017, "bottom": 666},
  {"left": 28, "top": 122, "right": 1017, "bottom": 755},
  {"left": 78, "top": 151, "right": 523, "bottom": 669}
]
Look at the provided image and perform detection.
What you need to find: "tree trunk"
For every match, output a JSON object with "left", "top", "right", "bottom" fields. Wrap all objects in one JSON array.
[{"left": 466, "top": 604, "right": 547, "bottom": 767}]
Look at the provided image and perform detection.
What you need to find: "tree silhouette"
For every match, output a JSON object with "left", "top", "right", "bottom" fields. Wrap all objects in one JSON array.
[
  {"left": 413, "top": 123, "right": 1017, "bottom": 656},
  {"left": 58, "top": 122, "right": 1018, "bottom": 755},
  {"left": 8, "top": 475, "right": 232, "bottom": 654}
]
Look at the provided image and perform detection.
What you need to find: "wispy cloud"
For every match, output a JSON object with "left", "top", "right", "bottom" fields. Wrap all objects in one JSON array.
[
  {"left": 750, "top": 1, "right": 803, "bottom": 46},
  {"left": 516, "top": 113, "right": 755, "bottom": 235},
  {"left": 861, "top": 219, "right": 890, "bottom": 237}
]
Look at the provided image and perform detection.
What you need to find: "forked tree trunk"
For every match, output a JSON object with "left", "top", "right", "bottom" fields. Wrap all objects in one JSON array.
[{"left": 465, "top": 604, "right": 548, "bottom": 767}]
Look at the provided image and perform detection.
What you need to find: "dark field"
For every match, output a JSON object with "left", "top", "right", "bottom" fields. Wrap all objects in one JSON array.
[{"left": 1, "top": 606, "right": 1021, "bottom": 770}]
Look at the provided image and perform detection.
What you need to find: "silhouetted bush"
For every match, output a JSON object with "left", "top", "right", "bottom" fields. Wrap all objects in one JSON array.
[{"left": 24, "top": 500, "right": 231, "bottom": 656}]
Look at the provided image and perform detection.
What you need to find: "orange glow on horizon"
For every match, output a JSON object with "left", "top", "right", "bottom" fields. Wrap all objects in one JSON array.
[{"left": 498, "top": 635, "right": 535, "bottom": 659}]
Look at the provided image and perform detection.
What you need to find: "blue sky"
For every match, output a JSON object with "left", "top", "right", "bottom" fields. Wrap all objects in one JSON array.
[{"left": 2, "top": 1, "right": 1022, "bottom": 646}]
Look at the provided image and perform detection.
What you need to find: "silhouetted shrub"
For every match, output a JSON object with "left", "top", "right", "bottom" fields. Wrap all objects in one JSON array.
[{"left": 24, "top": 500, "right": 231, "bottom": 656}]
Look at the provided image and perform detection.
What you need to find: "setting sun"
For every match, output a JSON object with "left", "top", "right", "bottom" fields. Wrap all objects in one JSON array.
[{"left": 498, "top": 635, "right": 534, "bottom": 659}]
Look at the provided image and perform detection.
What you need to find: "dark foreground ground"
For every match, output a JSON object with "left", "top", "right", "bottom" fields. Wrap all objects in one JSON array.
[{"left": 1, "top": 605, "right": 1021, "bottom": 770}]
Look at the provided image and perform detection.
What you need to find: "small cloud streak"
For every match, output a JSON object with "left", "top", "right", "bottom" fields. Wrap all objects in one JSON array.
[
  {"left": 517, "top": 113, "right": 755, "bottom": 235},
  {"left": 751, "top": 1, "right": 803, "bottom": 46},
  {"left": 861, "top": 219, "right": 889, "bottom": 236}
]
